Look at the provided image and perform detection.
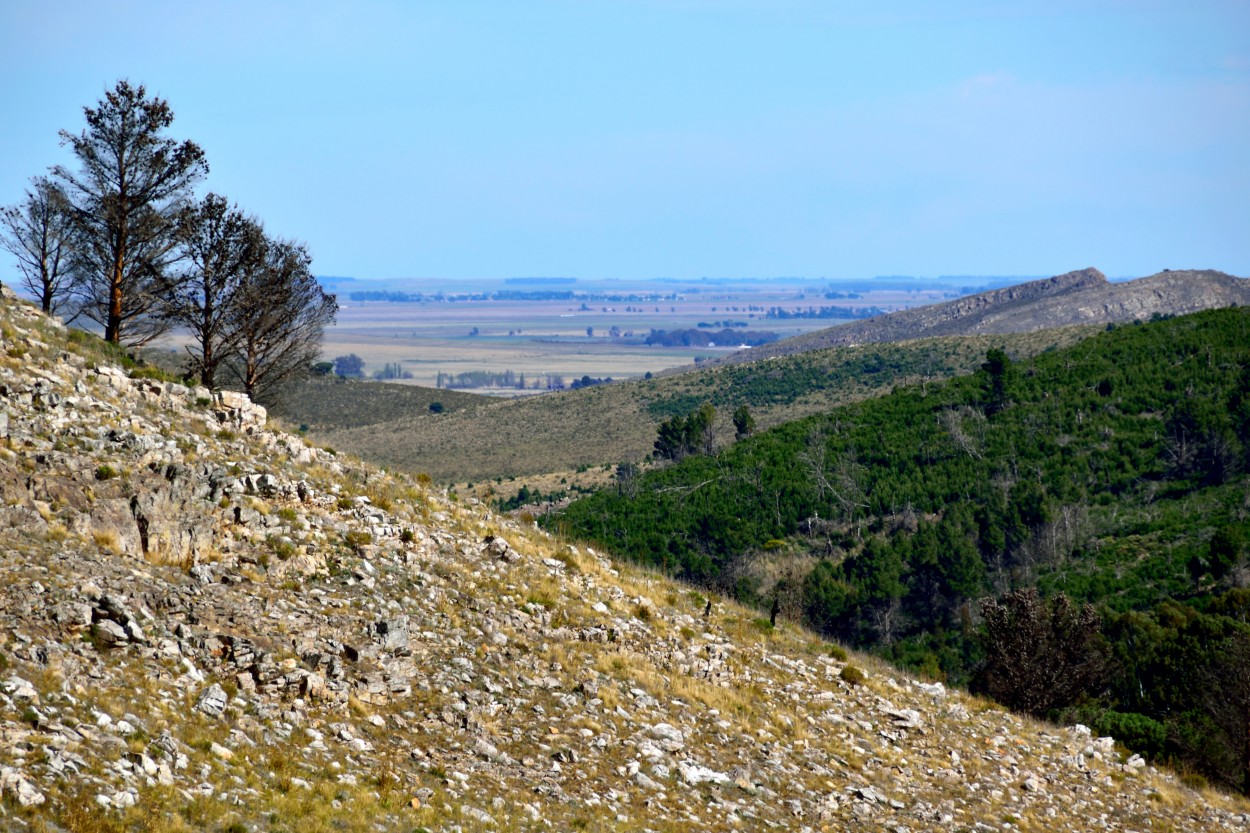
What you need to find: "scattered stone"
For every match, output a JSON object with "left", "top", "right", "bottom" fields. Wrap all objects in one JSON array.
[
  {"left": 647, "top": 722, "right": 685, "bottom": 752},
  {"left": 0, "top": 291, "right": 1235, "bottom": 833},
  {"left": 1, "top": 767, "right": 45, "bottom": 807},
  {"left": 2, "top": 676, "right": 38, "bottom": 702},
  {"left": 93, "top": 618, "right": 130, "bottom": 646},
  {"left": 678, "top": 761, "right": 732, "bottom": 786},
  {"left": 371, "top": 615, "right": 409, "bottom": 651},
  {"left": 195, "top": 683, "right": 229, "bottom": 718}
]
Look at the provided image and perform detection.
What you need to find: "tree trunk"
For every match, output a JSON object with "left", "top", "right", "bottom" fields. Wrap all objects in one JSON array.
[
  {"left": 106, "top": 247, "right": 125, "bottom": 343},
  {"left": 1243, "top": 721, "right": 1249, "bottom": 797}
]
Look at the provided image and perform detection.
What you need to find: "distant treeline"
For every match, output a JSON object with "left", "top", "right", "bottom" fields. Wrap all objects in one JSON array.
[
  {"left": 436, "top": 370, "right": 575, "bottom": 390},
  {"left": 349, "top": 289, "right": 680, "bottom": 303},
  {"left": 644, "top": 328, "right": 779, "bottom": 347},
  {"left": 764, "top": 305, "right": 886, "bottom": 320}
]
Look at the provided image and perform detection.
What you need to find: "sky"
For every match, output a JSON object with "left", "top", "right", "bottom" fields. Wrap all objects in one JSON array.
[{"left": 1, "top": 1, "right": 1248, "bottom": 282}]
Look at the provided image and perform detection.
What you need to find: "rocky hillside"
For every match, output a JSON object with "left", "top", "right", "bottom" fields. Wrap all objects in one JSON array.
[
  {"left": 0, "top": 287, "right": 1246, "bottom": 832},
  {"left": 715, "top": 268, "right": 1250, "bottom": 364}
]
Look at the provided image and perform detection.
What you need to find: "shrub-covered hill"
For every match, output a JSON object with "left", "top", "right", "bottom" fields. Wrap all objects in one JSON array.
[
  {"left": 551, "top": 307, "right": 1250, "bottom": 790},
  {"left": 1, "top": 288, "right": 1248, "bottom": 830}
]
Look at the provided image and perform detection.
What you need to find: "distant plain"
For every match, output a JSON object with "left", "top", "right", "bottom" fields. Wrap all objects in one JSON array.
[{"left": 316, "top": 277, "right": 960, "bottom": 390}]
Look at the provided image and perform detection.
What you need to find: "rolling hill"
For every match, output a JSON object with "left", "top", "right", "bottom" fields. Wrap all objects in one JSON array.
[
  {"left": 280, "top": 328, "right": 1092, "bottom": 485},
  {"left": 552, "top": 306, "right": 1250, "bottom": 791},
  {"left": 274, "top": 268, "right": 1248, "bottom": 491}
]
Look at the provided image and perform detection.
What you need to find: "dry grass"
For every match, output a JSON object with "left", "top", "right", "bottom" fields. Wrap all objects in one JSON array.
[{"left": 92, "top": 528, "right": 123, "bottom": 555}]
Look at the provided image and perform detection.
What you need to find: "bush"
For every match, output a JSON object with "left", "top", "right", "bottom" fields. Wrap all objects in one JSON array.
[
  {"left": 1180, "top": 772, "right": 1208, "bottom": 791},
  {"left": 553, "top": 549, "right": 581, "bottom": 573},
  {"left": 95, "top": 464, "right": 118, "bottom": 481},
  {"left": 1092, "top": 710, "right": 1168, "bottom": 760},
  {"left": 976, "top": 589, "right": 1108, "bottom": 717},
  {"left": 129, "top": 363, "right": 172, "bottom": 381},
  {"left": 344, "top": 530, "right": 373, "bottom": 550},
  {"left": 750, "top": 617, "right": 775, "bottom": 633},
  {"left": 266, "top": 535, "right": 297, "bottom": 561},
  {"left": 840, "top": 664, "right": 866, "bottom": 686}
]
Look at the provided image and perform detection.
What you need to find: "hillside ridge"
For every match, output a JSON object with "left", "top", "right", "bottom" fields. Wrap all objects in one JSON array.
[
  {"left": 2, "top": 287, "right": 1246, "bottom": 831},
  {"left": 714, "top": 267, "right": 1249, "bottom": 363}
]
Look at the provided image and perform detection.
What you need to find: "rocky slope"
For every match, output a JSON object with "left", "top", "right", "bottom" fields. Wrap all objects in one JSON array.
[
  {"left": 0, "top": 287, "right": 1246, "bottom": 831},
  {"left": 715, "top": 268, "right": 1250, "bottom": 364}
]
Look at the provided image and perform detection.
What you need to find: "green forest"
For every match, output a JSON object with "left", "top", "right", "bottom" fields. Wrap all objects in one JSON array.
[{"left": 551, "top": 308, "right": 1250, "bottom": 792}]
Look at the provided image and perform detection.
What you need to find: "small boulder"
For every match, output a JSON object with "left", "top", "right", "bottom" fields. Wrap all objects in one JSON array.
[
  {"left": 647, "top": 722, "right": 685, "bottom": 752},
  {"left": 0, "top": 767, "right": 45, "bottom": 807},
  {"left": 195, "top": 683, "right": 229, "bottom": 718},
  {"left": 2, "top": 676, "right": 38, "bottom": 702},
  {"left": 94, "top": 619, "right": 130, "bottom": 647},
  {"left": 371, "top": 616, "right": 410, "bottom": 652}
]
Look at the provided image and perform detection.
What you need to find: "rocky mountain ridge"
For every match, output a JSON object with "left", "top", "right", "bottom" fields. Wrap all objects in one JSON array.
[
  {"left": 0, "top": 287, "right": 1246, "bottom": 831},
  {"left": 716, "top": 268, "right": 1250, "bottom": 364}
]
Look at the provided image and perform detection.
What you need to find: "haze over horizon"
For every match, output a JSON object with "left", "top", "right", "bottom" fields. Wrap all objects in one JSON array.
[{"left": 2, "top": 1, "right": 1247, "bottom": 283}]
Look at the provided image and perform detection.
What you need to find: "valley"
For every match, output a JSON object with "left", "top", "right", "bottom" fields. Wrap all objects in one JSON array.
[
  {"left": 271, "top": 267, "right": 1250, "bottom": 794},
  {"left": 2, "top": 268, "right": 1249, "bottom": 829},
  {"left": 4, "top": 285, "right": 1245, "bottom": 830}
]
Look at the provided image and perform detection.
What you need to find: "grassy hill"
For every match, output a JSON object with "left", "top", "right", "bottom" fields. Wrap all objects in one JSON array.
[
  {"left": 551, "top": 307, "right": 1250, "bottom": 791},
  {"left": 280, "top": 326, "right": 1096, "bottom": 488},
  {"left": 268, "top": 374, "right": 486, "bottom": 430}
]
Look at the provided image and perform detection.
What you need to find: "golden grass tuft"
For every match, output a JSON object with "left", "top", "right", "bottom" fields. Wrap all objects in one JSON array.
[{"left": 92, "top": 528, "right": 123, "bottom": 555}]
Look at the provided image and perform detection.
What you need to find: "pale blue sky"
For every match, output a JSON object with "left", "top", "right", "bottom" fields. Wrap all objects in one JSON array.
[{"left": 2, "top": 1, "right": 1247, "bottom": 281}]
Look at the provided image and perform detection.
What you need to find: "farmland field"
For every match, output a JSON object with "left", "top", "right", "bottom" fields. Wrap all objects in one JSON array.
[{"left": 317, "top": 277, "right": 957, "bottom": 392}]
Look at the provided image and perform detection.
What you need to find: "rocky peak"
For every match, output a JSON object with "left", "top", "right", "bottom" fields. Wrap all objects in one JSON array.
[
  {"left": 0, "top": 292, "right": 1245, "bottom": 830},
  {"left": 719, "top": 266, "right": 1249, "bottom": 363}
]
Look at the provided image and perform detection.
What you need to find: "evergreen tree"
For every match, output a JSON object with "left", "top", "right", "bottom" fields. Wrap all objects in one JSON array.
[{"left": 53, "top": 80, "right": 208, "bottom": 344}]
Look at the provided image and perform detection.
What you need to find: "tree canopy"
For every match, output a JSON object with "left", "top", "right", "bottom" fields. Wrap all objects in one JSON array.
[
  {"left": 168, "top": 193, "right": 264, "bottom": 388},
  {"left": 53, "top": 80, "right": 208, "bottom": 345},
  {"left": 228, "top": 237, "right": 337, "bottom": 402}
]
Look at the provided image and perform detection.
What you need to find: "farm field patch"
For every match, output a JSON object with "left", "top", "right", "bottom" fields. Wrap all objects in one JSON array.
[{"left": 319, "top": 278, "right": 952, "bottom": 390}]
